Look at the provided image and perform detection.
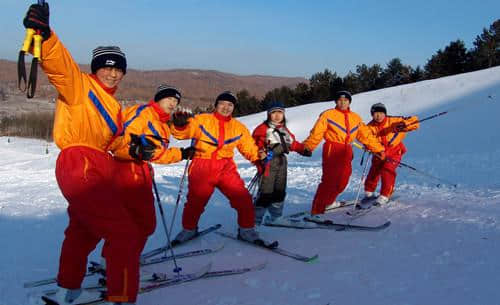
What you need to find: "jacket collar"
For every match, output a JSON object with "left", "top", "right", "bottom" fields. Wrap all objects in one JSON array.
[
  {"left": 89, "top": 74, "right": 117, "bottom": 96},
  {"left": 213, "top": 111, "right": 232, "bottom": 122},
  {"left": 148, "top": 100, "right": 171, "bottom": 123}
]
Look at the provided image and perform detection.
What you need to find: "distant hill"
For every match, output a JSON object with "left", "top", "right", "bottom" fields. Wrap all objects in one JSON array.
[{"left": 0, "top": 59, "right": 307, "bottom": 109}]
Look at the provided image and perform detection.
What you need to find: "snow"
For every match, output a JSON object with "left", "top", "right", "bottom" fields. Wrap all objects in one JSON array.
[{"left": 1, "top": 66, "right": 500, "bottom": 305}]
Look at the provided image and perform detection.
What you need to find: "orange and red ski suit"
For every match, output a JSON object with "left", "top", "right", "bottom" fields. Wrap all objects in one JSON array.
[
  {"left": 364, "top": 116, "right": 419, "bottom": 197},
  {"left": 41, "top": 32, "right": 145, "bottom": 303},
  {"left": 303, "top": 107, "right": 384, "bottom": 215},
  {"left": 171, "top": 112, "right": 260, "bottom": 230}
]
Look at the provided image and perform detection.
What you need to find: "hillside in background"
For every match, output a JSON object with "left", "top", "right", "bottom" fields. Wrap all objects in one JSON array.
[{"left": 0, "top": 59, "right": 306, "bottom": 110}]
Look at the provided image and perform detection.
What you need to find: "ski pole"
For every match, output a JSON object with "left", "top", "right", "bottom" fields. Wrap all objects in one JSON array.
[
  {"left": 387, "top": 157, "right": 457, "bottom": 188},
  {"left": 168, "top": 139, "right": 195, "bottom": 238},
  {"left": 18, "top": 0, "right": 45, "bottom": 98},
  {"left": 348, "top": 149, "right": 371, "bottom": 218},
  {"left": 149, "top": 163, "right": 182, "bottom": 274}
]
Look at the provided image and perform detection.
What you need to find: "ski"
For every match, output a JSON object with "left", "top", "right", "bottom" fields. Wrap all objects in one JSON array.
[
  {"left": 263, "top": 218, "right": 343, "bottom": 230},
  {"left": 42, "top": 262, "right": 265, "bottom": 298},
  {"left": 25, "top": 244, "right": 222, "bottom": 289},
  {"left": 304, "top": 217, "right": 391, "bottom": 231},
  {"left": 141, "top": 243, "right": 224, "bottom": 266},
  {"left": 284, "top": 200, "right": 354, "bottom": 219},
  {"left": 141, "top": 223, "right": 222, "bottom": 260},
  {"left": 216, "top": 231, "right": 318, "bottom": 263},
  {"left": 41, "top": 263, "right": 212, "bottom": 305},
  {"left": 141, "top": 261, "right": 267, "bottom": 282}
]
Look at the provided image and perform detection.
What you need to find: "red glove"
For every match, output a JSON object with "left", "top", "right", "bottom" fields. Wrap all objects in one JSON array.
[{"left": 253, "top": 160, "right": 264, "bottom": 175}]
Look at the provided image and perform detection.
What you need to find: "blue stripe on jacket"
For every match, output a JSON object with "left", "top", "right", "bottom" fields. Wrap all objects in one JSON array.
[{"left": 88, "top": 90, "right": 118, "bottom": 135}]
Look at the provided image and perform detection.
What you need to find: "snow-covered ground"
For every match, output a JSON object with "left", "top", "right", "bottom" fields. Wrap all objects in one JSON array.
[{"left": 1, "top": 66, "right": 500, "bottom": 305}]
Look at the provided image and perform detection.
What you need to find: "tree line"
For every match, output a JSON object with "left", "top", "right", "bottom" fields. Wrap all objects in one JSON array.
[{"left": 232, "top": 19, "right": 500, "bottom": 116}]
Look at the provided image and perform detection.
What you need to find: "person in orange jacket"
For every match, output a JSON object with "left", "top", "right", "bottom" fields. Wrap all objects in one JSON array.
[
  {"left": 361, "top": 103, "right": 419, "bottom": 206},
  {"left": 302, "top": 91, "right": 385, "bottom": 221},
  {"left": 170, "top": 91, "right": 268, "bottom": 244},
  {"left": 110, "top": 85, "right": 196, "bottom": 248},
  {"left": 23, "top": 3, "right": 143, "bottom": 304},
  {"left": 252, "top": 101, "right": 311, "bottom": 226}
]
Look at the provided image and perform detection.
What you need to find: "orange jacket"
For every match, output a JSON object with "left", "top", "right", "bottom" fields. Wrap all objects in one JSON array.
[
  {"left": 40, "top": 32, "right": 123, "bottom": 152},
  {"left": 112, "top": 101, "right": 183, "bottom": 164},
  {"left": 171, "top": 112, "right": 259, "bottom": 162},
  {"left": 366, "top": 116, "right": 419, "bottom": 155},
  {"left": 303, "top": 108, "right": 384, "bottom": 153}
]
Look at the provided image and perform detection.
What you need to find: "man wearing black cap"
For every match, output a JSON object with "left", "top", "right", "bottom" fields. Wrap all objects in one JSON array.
[
  {"left": 302, "top": 91, "right": 385, "bottom": 221},
  {"left": 361, "top": 103, "right": 419, "bottom": 207},
  {"left": 22, "top": 2, "right": 144, "bottom": 304},
  {"left": 170, "top": 91, "right": 270, "bottom": 245}
]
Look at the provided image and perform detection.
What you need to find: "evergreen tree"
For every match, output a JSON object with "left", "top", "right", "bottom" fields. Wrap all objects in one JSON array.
[
  {"left": 425, "top": 40, "right": 469, "bottom": 78},
  {"left": 309, "top": 69, "right": 341, "bottom": 102},
  {"left": 355, "top": 64, "right": 384, "bottom": 91},
  {"left": 293, "top": 82, "right": 313, "bottom": 105},
  {"left": 470, "top": 19, "right": 500, "bottom": 69},
  {"left": 234, "top": 89, "right": 261, "bottom": 116},
  {"left": 262, "top": 86, "right": 297, "bottom": 107},
  {"left": 381, "top": 58, "right": 412, "bottom": 87}
]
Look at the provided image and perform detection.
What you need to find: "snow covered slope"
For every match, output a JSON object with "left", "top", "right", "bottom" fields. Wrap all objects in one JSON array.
[{"left": 1, "top": 66, "right": 500, "bottom": 305}]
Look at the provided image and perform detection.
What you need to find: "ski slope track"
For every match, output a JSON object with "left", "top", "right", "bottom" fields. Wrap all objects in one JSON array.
[{"left": 1, "top": 66, "right": 500, "bottom": 305}]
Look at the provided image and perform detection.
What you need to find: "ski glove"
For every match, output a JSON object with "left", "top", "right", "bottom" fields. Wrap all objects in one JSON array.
[
  {"left": 129, "top": 134, "right": 156, "bottom": 161},
  {"left": 172, "top": 108, "right": 194, "bottom": 128},
  {"left": 253, "top": 160, "right": 264, "bottom": 175},
  {"left": 299, "top": 148, "right": 312, "bottom": 157},
  {"left": 181, "top": 146, "right": 196, "bottom": 160},
  {"left": 23, "top": 2, "right": 51, "bottom": 40},
  {"left": 393, "top": 122, "right": 407, "bottom": 132},
  {"left": 290, "top": 141, "right": 312, "bottom": 157}
]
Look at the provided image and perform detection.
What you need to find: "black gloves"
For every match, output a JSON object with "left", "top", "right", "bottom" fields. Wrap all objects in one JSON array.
[
  {"left": 129, "top": 134, "right": 156, "bottom": 161},
  {"left": 172, "top": 109, "right": 193, "bottom": 128},
  {"left": 393, "top": 122, "right": 407, "bottom": 132},
  {"left": 23, "top": 3, "right": 51, "bottom": 40},
  {"left": 181, "top": 146, "right": 196, "bottom": 160},
  {"left": 299, "top": 148, "right": 312, "bottom": 157}
]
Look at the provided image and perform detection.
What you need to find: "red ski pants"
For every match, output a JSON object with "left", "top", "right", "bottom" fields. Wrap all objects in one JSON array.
[
  {"left": 311, "top": 142, "right": 353, "bottom": 215},
  {"left": 182, "top": 158, "right": 255, "bottom": 230},
  {"left": 55, "top": 146, "right": 153, "bottom": 303},
  {"left": 364, "top": 153, "right": 401, "bottom": 197}
]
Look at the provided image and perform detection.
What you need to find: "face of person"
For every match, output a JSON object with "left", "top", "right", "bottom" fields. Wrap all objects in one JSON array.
[
  {"left": 95, "top": 67, "right": 124, "bottom": 88},
  {"left": 157, "top": 97, "right": 179, "bottom": 114},
  {"left": 372, "top": 112, "right": 386, "bottom": 123},
  {"left": 336, "top": 97, "right": 350, "bottom": 111},
  {"left": 269, "top": 110, "right": 285, "bottom": 124},
  {"left": 215, "top": 100, "right": 234, "bottom": 117}
]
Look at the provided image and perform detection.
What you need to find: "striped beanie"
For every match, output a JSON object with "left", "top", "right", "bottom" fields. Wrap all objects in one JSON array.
[
  {"left": 154, "top": 84, "right": 181, "bottom": 103},
  {"left": 91, "top": 46, "right": 127, "bottom": 74}
]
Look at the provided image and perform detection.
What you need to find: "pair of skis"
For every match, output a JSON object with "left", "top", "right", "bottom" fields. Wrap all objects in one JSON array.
[
  {"left": 42, "top": 261, "right": 266, "bottom": 305},
  {"left": 271, "top": 198, "right": 393, "bottom": 231},
  {"left": 25, "top": 224, "right": 224, "bottom": 289}
]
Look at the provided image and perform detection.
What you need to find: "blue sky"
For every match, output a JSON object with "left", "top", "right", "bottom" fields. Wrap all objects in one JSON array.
[{"left": 2, "top": 0, "right": 499, "bottom": 77}]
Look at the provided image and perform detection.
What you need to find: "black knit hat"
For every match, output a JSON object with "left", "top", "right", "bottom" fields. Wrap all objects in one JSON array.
[
  {"left": 215, "top": 91, "right": 237, "bottom": 106},
  {"left": 154, "top": 84, "right": 181, "bottom": 103},
  {"left": 91, "top": 46, "right": 127, "bottom": 74},
  {"left": 370, "top": 102, "right": 387, "bottom": 114},
  {"left": 334, "top": 90, "right": 352, "bottom": 103}
]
